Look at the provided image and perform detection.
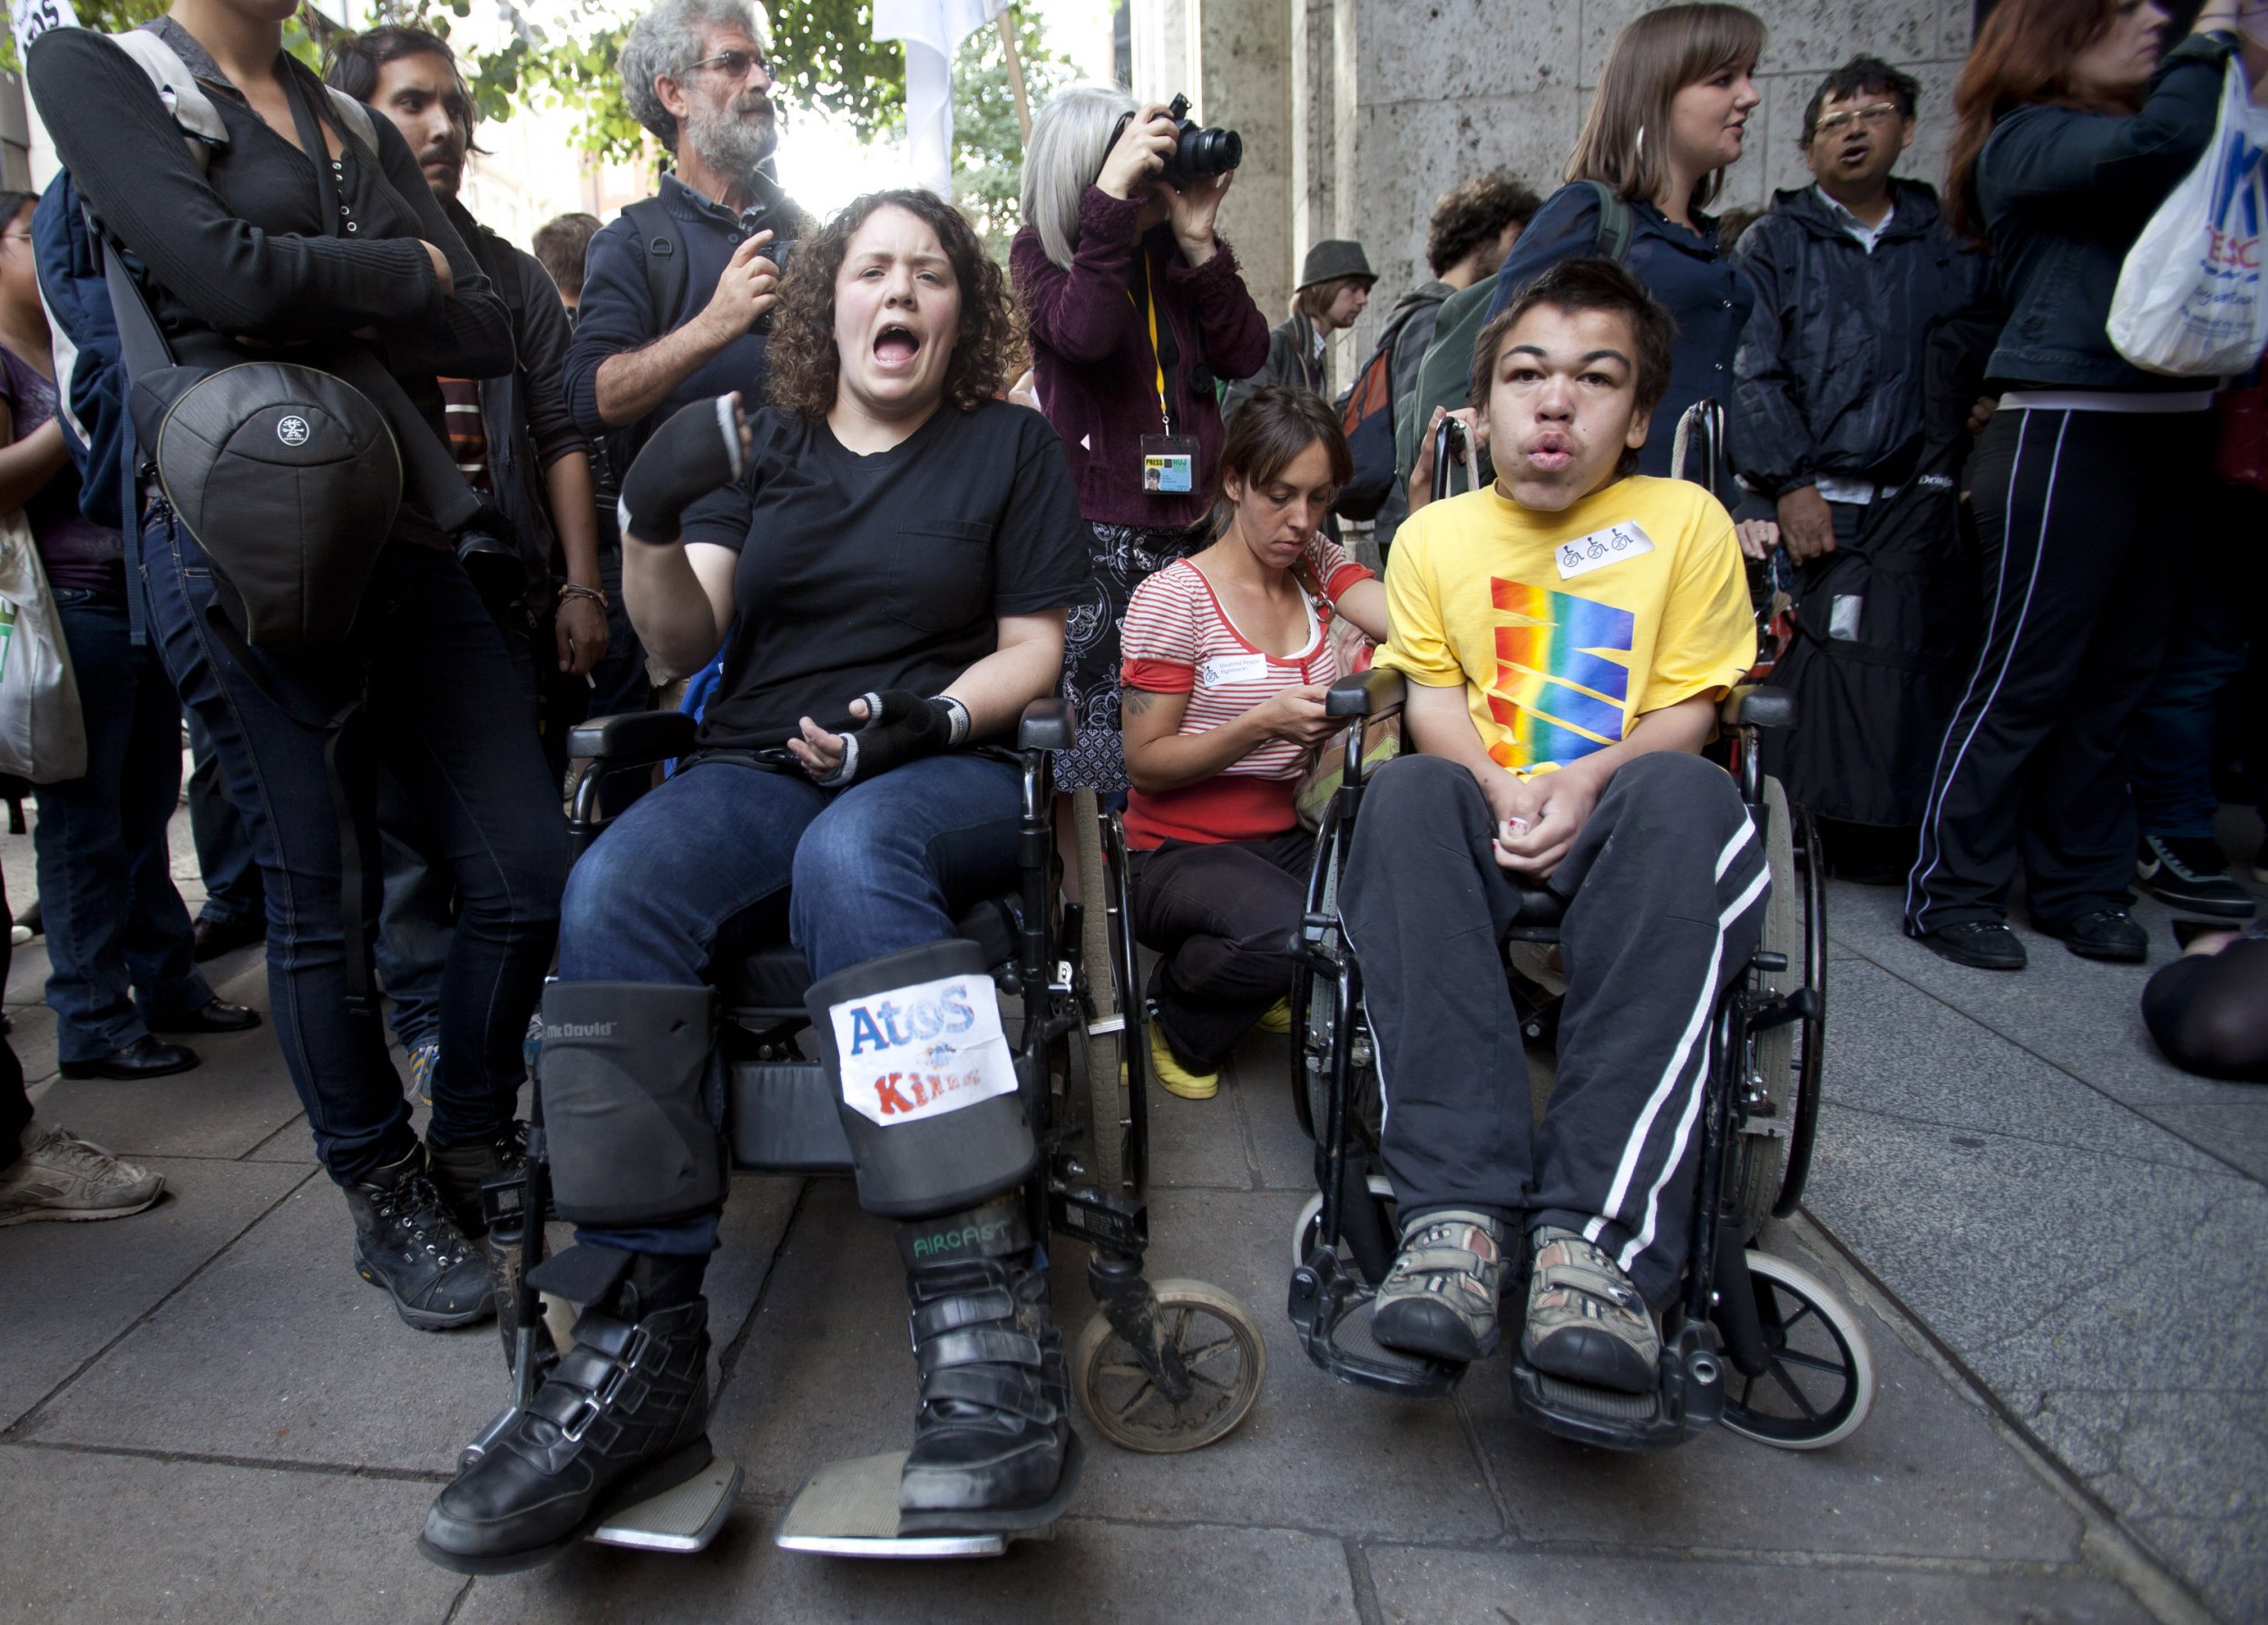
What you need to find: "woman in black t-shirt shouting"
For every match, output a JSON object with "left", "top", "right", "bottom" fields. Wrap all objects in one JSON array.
[{"left": 420, "top": 191, "right": 1092, "bottom": 1572}]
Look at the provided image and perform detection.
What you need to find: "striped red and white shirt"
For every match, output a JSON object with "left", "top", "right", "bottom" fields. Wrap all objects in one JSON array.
[{"left": 1120, "top": 536, "right": 1372, "bottom": 848}]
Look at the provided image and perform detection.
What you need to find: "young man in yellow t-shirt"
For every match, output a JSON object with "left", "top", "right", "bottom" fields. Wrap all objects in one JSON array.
[{"left": 1345, "top": 259, "right": 1761, "bottom": 1396}]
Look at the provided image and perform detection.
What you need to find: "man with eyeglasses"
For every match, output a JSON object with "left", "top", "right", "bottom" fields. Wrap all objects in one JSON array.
[
  {"left": 1728, "top": 54, "right": 1990, "bottom": 880},
  {"left": 565, "top": 0, "right": 809, "bottom": 475}
]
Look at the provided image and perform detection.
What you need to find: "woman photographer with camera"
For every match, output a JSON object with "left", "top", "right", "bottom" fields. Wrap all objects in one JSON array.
[
  {"left": 1013, "top": 86, "right": 1269, "bottom": 797},
  {"left": 28, "top": 0, "right": 563, "bottom": 1333}
]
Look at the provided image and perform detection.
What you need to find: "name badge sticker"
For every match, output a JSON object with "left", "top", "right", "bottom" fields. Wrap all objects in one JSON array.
[
  {"left": 1202, "top": 652, "right": 1270, "bottom": 687},
  {"left": 829, "top": 973, "right": 1020, "bottom": 1128},
  {"left": 1553, "top": 521, "right": 1657, "bottom": 581}
]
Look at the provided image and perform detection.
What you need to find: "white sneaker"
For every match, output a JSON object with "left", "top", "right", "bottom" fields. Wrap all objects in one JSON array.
[
  {"left": 0, "top": 1121, "right": 164, "bottom": 1225},
  {"left": 8, "top": 925, "right": 28, "bottom": 947}
]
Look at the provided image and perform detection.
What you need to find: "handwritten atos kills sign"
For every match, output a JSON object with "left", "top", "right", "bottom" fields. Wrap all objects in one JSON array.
[
  {"left": 12, "top": 0, "right": 75, "bottom": 68},
  {"left": 828, "top": 973, "right": 1018, "bottom": 1128}
]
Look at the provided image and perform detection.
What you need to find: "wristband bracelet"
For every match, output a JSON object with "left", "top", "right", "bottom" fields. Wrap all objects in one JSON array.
[{"left": 557, "top": 582, "right": 609, "bottom": 610}]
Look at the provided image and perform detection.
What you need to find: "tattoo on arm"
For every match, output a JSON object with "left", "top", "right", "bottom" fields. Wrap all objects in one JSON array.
[{"left": 1120, "top": 687, "right": 1160, "bottom": 717}]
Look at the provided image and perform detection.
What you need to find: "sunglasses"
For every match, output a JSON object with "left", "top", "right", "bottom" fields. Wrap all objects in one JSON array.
[
  {"left": 680, "top": 48, "right": 772, "bottom": 83},
  {"left": 1813, "top": 103, "right": 1902, "bottom": 137}
]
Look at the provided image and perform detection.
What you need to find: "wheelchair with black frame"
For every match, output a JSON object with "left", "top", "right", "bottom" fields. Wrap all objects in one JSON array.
[
  {"left": 1284, "top": 667, "right": 1869, "bottom": 1451},
  {"left": 1284, "top": 404, "right": 1868, "bottom": 1454},
  {"left": 455, "top": 701, "right": 1266, "bottom": 1562}
]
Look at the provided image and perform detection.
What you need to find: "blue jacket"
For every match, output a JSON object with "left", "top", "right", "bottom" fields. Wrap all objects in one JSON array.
[
  {"left": 563, "top": 170, "right": 807, "bottom": 464},
  {"left": 1486, "top": 182, "right": 1753, "bottom": 479},
  {"left": 1975, "top": 31, "right": 2234, "bottom": 389},
  {"left": 1730, "top": 179, "right": 1990, "bottom": 498}
]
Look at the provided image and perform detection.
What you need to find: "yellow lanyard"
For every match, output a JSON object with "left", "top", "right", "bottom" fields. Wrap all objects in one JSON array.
[{"left": 1125, "top": 257, "right": 1171, "bottom": 433}]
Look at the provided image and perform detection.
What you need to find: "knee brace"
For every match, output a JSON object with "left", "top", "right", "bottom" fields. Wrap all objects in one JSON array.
[
  {"left": 807, "top": 940, "right": 1038, "bottom": 1219},
  {"left": 539, "top": 980, "right": 723, "bottom": 1229}
]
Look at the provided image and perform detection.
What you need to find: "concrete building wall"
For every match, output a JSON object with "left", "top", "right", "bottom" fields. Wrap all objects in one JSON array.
[{"left": 1133, "top": 0, "right": 1974, "bottom": 393}]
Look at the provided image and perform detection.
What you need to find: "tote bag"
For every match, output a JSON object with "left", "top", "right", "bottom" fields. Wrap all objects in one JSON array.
[
  {"left": 0, "top": 508, "right": 87, "bottom": 782},
  {"left": 2109, "top": 59, "right": 2268, "bottom": 377}
]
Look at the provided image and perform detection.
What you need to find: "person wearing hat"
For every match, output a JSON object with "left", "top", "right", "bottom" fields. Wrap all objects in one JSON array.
[{"left": 1222, "top": 239, "right": 1375, "bottom": 420}]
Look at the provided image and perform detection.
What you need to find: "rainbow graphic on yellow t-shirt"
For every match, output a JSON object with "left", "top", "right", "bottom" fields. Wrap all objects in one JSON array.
[{"left": 1484, "top": 579, "right": 1637, "bottom": 771}]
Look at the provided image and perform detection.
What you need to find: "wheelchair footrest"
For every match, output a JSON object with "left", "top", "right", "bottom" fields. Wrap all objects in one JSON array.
[
  {"left": 774, "top": 1436, "right": 1081, "bottom": 1558},
  {"left": 1289, "top": 1254, "right": 1461, "bottom": 1399},
  {"left": 588, "top": 1457, "right": 742, "bottom": 1553},
  {"left": 1507, "top": 1324, "right": 1723, "bottom": 1454}
]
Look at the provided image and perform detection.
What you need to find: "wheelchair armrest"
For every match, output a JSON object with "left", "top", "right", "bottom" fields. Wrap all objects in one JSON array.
[
  {"left": 1016, "top": 696, "right": 1077, "bottom": 753},
  {"left": 1325, "top": 667, "right": 1408, "bottom": 719},
  {"left": 566, "top": 709, "right": 699, "bottom": 767},
  {"left": 1722, "top": 684, "right": 1794, "bottom": 732}
]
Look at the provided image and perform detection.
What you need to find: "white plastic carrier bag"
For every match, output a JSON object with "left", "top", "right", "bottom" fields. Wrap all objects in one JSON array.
[
  {"left": 0, "top": 506, "right": 86, "bottom": 783},
  {"left": 2109, "top": 58, "right": 2268, "bottom": 377}
]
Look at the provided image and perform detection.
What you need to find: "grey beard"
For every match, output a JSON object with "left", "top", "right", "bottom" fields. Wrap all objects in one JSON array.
[{"left": 686, "top": 103, "right": 777, "bottom": 189}]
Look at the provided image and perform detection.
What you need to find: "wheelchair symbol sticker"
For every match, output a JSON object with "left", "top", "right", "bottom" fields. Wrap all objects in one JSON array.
[
  {"left": 1555, "top": 521, "right": 1656, "bottom": 582},
  {"left": 277, "top": 416, "right": 311, "bottom": 447}
]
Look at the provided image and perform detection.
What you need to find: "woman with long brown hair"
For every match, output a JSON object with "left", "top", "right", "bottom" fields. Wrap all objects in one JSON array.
[
  {"left": 1903, "top": 0, "right": 2245, "bottom": 971},
  {"left": 1481, "top": 3, "right": 1765, "bottom": 481}
]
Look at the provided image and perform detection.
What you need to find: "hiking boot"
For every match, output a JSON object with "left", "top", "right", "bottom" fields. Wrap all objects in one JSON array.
[
  {"left": 0, "top": 1121, "right": 164, "bottom": 1226},
  {"left": 1149, "top": 1021, "right": 1217, "bottom": 1101},
  {"left": 897, "top": 1197, "right": 1072, "bottom": 1523},
  {"left": 405, "top": 1039, "right": 440, "bottom": 1106},
  {"left": 426, "top": 1121, "right": 529, "bottom": 1241},
  {"left": 1370, "top": 1209, "right": 1504, "bottom": 1364},
  {"left": 2048, "top": 906, "right": 2148, "bottom": 964},
  {"left": 2137, "top": 836, "right": 2257, "bottom": 920},
  {"left": 429, "top": 1124, "right": 537, "bottom": 1364},
  {"left": 419, "top": 1249, "right": 712, "bottom": 1574},
  {"left": 1916, "top": 919, "right": 2027, "bottom": 971},
  {"left": 1520, "top": 1226, "right": 1660, "bottom": 1395},
  {"left": 344, "top": 1146, "right": 494, "bottom": 1331}
]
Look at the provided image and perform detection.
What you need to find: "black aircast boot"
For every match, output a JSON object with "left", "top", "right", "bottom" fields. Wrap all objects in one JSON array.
[
  {"left": 345, "top": 1145, "right": 494, "bottom": 1331},
  {"left": 895, "top": 1195, "right": 1074, "bottom": 1529},
  {"left": 418, "top": 1247, "right": 712, "bottom": 1574}
]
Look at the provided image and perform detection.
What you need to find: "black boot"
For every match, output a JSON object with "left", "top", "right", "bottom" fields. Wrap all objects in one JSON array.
[
  {"left": 419, "top": 1247, "right": 711, "bottom": 1574},
  {"left": 895, "top": 1195, "right": 1072, "bottom": 1526},
  {"left": 345, "top": 1146, "right": 494, "bottom": 1331},
  {"left": 428, "top": 1124, "right": 544, "bottom": 1367}
]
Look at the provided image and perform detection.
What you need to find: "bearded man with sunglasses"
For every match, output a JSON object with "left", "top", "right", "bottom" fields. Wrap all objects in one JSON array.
[{"left": 565, "top": 0, "right": 810, "bottom": 470}]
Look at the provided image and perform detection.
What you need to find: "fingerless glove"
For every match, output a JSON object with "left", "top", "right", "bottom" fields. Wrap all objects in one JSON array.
[{"left": 815, "top": 690, "right": 971, "bottom": 788}]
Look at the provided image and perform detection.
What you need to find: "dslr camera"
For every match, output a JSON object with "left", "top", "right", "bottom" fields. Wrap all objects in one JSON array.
[{"left": 1112, "top": 94, "right": 1242, "bottom": 190}]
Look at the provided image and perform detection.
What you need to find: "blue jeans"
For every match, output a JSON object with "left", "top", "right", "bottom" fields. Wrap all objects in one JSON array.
[
  {"left": 558, "top": 750, "right": 1023, "bottom": 1254},
  {"left": 34, "top": 593, "right": 212, "bottom": 1061},
  {"left": 2130, "top": 495, "right": 2261, "bottom": 838},
  {"left": 141, "top": 506, "right": 567, "bottom": 1184},
  {"left": 186, "top": 710, "right": 264, "bottom": 927}
]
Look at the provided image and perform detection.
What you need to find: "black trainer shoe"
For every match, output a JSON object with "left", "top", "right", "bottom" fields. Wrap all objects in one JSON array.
[
  {"left": 2048, "top": 907, "right": 2148, "bottom": 964},
  {"left": 2137, "top": 836, "right": 2258, "bottom": 920},
  {"left": 419, "top": 1249, "right": 711, "bottom": 1574},
  {"left": 896, "top": 1197, "right": 1071, "bottom": 1527},
  {"left": 344, "top": 1148, "right": 494, "bottom": 1331},
  {"left": 1917, "top": 920, "right": 2027, "bottom": 971}
]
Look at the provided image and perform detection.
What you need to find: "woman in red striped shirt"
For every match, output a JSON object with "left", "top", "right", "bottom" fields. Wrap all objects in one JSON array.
[{"left": 1120, "top": 387, "right": 1389, "bottom": 1097}]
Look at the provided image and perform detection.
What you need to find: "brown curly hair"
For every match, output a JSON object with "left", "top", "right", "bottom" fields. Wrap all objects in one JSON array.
[{"left": 765, "top": 190, "right": 1020, "bottom": 419}]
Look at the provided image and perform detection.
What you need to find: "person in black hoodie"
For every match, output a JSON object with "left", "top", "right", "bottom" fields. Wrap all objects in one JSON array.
[
  {"left": 28, "top": 0, "right": 564, "bottom": 1333},
  {"left": 1730, "top": 56, "right": 1990, "bottom": 878}
]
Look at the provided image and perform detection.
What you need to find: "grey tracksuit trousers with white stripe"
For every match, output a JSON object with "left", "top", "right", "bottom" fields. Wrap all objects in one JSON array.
[{"left": 1340, "top": 749, "right": 1767, "bottom": 1308}]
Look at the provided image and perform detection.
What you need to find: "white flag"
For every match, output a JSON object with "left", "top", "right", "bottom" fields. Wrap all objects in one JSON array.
[{"left": 873, "top": 0, "right": 1009, "bottom": 201}]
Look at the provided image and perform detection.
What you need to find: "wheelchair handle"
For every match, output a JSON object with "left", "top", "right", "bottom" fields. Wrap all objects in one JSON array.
[{"left": 1325, "top": 667, "right": 1406, "bottom": 720}]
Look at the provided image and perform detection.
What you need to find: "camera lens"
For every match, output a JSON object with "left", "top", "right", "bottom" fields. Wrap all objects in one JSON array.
[{"left": 1175, "top": 124, "right": 1241, "bottom": 178}]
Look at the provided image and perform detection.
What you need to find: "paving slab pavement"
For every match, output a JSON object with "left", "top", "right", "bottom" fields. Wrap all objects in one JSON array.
[{"left": 0, "top": 796, "right": 2252, "bottom": 1622}]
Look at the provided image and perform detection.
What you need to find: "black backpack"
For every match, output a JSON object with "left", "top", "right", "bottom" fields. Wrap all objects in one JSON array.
[{"left": 1331, "top": 305, "right": 1423, "bottom": 522}]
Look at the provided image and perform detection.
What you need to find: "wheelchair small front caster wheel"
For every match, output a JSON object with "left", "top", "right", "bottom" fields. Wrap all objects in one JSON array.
[
  {"left": 1072, "top": 1278, "right": 1266, "bottom": 1454},
  {"left": 1717, "top": 1250, "right": 1875, "bottom": 1451}
]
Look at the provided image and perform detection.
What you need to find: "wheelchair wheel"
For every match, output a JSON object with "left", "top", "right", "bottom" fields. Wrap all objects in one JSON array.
[
  {"left": 1290, "top": 1176, "right": 1396, "bottom": 1272},
  {"left": 1717, "top": 1251, "right": 1874, "bottom": 1452},
  {"left": 1773, "top": 805, "right": 1828, "bottom": 1219},
  {"left": 1071, "top": 1278, "right": 1266, "bottom": 1454},
  {"left": 1735, "top": 777, "right": 1810, "bottom": 1240},
  {"left": 1072, "top": 790, "right": 1136, "bottom": 1199}
]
